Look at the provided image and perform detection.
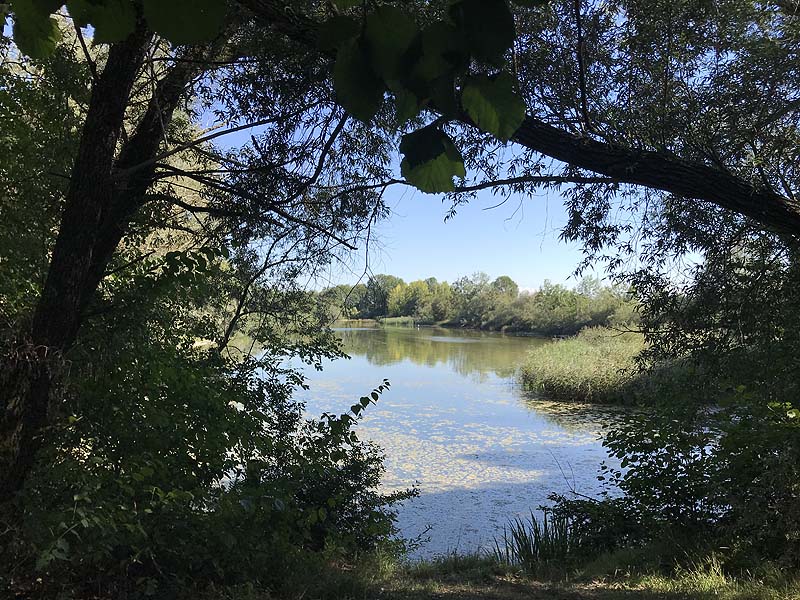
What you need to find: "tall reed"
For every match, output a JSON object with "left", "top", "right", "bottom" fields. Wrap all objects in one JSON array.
[{"left": 492, "top": 510, "right": 574, "bottom": 571}]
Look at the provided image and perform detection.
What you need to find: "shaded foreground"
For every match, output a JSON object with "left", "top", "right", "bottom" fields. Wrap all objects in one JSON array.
[{"left": 191, "top": 553, "right": 800, "bottom": 600}]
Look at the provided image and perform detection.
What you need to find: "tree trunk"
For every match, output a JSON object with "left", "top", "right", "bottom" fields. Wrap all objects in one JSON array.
[{"left": 0, "top": 27, "right": 151, "bottom": 503}]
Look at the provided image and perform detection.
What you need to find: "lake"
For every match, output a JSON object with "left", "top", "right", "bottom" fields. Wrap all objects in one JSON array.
[{"left": 294, "top": 326, "right": 624, "bottom": 558}]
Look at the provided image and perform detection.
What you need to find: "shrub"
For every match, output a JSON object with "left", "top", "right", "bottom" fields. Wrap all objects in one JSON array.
[{"left": 1, "top": 337, "right": 412, "bottom": 598}]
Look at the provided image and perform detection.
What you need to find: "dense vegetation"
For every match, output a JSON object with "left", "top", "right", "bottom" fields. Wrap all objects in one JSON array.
[
  {"left": 520, "top": 328, "right": 645, "bottom": 403},
  {"left": 0, "top": 26, "right": 413, "bottom": 596},
  {"left": 2, "top": 0, "right": 799, "bottom": 597},
  {"left": 317, "top": 274, "right": 639, "bottom": 335}
]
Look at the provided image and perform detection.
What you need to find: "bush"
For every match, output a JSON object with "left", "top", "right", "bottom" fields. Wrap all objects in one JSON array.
[{"left": 1, "top": 331, "right": 412, "bottom": 598}]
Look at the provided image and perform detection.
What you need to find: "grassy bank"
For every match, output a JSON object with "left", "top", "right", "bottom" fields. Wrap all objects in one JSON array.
[
  {"left": 377, "top": 552, "right": 800, "bottom": 600},
  {"left": 333, "top": 318, "right": 379, "bottom": 327},
  {"left": 520, "top": 327, "right": 645, "bottom": 403},
  {"left": 376, "top": 315, "right": 434, "bottom": 326},
  {"left": 195, "top": 550, "right": 800, "bottom": 600}
]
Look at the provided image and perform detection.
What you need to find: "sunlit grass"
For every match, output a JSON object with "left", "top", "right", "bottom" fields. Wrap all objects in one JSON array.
[
  {"left": 200, "top": 547, "right": 800, "bottom": 599},
  {"left": 520, "top": 327, "right": 644, "bottom": 403}
]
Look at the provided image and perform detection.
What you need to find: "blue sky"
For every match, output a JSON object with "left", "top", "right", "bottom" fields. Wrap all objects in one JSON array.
[{"left": 318, "top": 184, "right": 588, "bottom": 291}]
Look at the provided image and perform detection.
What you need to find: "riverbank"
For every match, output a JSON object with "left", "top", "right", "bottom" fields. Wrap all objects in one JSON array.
[
  {"left": 377, "top": 554, "right": 800, "bottom": 600},
  {"left": 334, "top": 317, "right": 557, "bottom": 336}
]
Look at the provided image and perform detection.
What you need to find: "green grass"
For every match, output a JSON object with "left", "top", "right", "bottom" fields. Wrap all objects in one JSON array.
[
  {"left": 376, "top": 550, "right": 800, "bottom": 600},
  {"left": 626, "top": 555, "right": 800, "bottom": 600},
  {"left": 493, "top": 511, "right": 573, "bottom": 574},
  {"left": 190, "top": 547, "right": 800, "bottom": 600},
  {"left": 333, "top": 318, "right": 379, "bottom": 327},
  {"left": 520, "top": 327, "right": 645, "bottom": 403}
]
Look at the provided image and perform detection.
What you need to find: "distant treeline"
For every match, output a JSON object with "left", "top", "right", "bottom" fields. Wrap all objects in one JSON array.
[{"left": 316, "top": 273, "right": 638, "bottom": 335}]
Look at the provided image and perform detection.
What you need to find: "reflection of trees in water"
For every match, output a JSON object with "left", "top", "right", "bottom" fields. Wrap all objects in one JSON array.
[
  {"left": 337, "top": 327, "right": 542, "bottom": 379},
  {"left": 520, "top": 396, "right": 634, "bottom": 433}
]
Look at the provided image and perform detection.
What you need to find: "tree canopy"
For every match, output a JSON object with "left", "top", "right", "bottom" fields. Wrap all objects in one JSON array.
[{"left": 2, "top": 0, "right": 800, "bottom": 594}]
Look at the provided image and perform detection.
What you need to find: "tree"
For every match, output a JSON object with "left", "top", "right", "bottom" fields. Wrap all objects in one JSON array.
[
  {"left": 451, "top": 272, "right": 492, "bottom": 327},
  {"left": 9, "top": 1, "right": 800, "bottom": 235},
  {"left": 0, "top": 28, "right": 416, "bottom": 593},
  {"left": 234, "top": 0, "right": 800, "bottom": 237},
  {"left": 362, "top": 274, "right": 405, "bottom": 318},
  {"left": 386, "top": 282, "right": 407, "bottom": 317},
  {"left": 317, "top": 283, "right": 367, "bottom": 320},
  {"left": 491, "top": 275, "right": 519, "bottom": 299},
  {"left": 0, "top": 5, "right": 403, "bottom": 502},
  {"left": 430, "top": 280, "right": 454, "bottom": 321}
]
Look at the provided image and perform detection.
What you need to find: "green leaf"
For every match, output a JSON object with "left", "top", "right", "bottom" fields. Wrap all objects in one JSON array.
[
  {"left": 142, "top": 0, "right": 226, "bottom": 45},
  {"left": 11, "top": 0, "right": 63, "bottom": 58},
  {"left": 392, "top": 85, "right": 421, "bottom": 123},
  {"left": 317, "top": 15, "right": 360, "bottom": 52},
  {"left": 449, "top": 0, "right": 515, "bottom": 65},
  {"left": 405, "top": 22, "right": 464, "bottom": 88},
  {"left": 509, "top": 0, "right": 549, "bottom": 6},
  {"left": 461, "top": 72, "right": 526, "bottom": 140},
  {"left": 333, "top": 39, "right": 385, "bottom": 123},
  {"left": 427, "top": 73, "right": 458, "bottom": 118},
  {"left": 364, "top": 5, "right": 418, "bottom": 80},
  {"left": 67, "top": 0, "right": 136, "bottom": 43},
  {"left": 420, "top": 21, "right": 467, "bottom": 72},
  {"left": 400, "top": 126, "right": 466, "bottom": 193},
  {"left": 333, "top": 0, "right": 361, "bottom": 8}
]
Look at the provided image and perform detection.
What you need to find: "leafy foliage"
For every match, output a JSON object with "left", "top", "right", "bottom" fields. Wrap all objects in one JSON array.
[
  {"left": 318, "top": 273, "right": 638, "bottom": 335},
  {"left": 68, "top": 0, "right": 136, "bottom": 43},
  {"left": 142, "top": 0, "right": 226, "bottom": 45},
  {"left": 6, "top": 0, "right": 534, "bottom": 194},
  {"left": 0, "top": 27, "right": 414, "bottom": 597},
  {"left": 333, "top": 39, "right": 386, "bottom": 124},
  {"left": 10, "top": 0, "right": 62, "bottom": 58},
  {"left": 462, "top": 73, "right": 526, "bottom": 141},
  {"left": 399, "top": 126, "right": 466, "bottom": 192}
]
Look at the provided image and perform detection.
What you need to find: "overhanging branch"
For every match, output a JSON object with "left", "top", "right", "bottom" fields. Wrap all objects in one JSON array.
[{"left": 237, "top": 0, "right": 800, "bottom": 237}]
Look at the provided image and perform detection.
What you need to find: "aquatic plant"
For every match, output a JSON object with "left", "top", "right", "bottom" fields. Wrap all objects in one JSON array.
[
  {"left": 520, "top": 327, "right": 644, "bottom": 403},
  {"left": 492, "top": 510, "right": 573, "bottom": 571}
]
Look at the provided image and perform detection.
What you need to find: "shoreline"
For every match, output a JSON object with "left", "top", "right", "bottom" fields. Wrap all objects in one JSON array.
[{"left": 333, "top": 318, "right": 557, "bottom": 338}]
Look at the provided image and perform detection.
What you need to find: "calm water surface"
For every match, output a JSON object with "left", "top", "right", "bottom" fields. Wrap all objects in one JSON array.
[{"left": 294, "top": 326, "right": 624, "bottom": 558}]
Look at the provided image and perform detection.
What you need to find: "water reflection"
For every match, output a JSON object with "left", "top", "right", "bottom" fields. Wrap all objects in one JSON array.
[
  {"left": 334, "top": 326, "right": 544, "bottom": 379},
  {"left": 295, "top": 326, "right": 623, "bottom": 558}
]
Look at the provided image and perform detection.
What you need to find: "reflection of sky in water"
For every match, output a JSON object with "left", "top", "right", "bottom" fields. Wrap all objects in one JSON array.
[{"left": 292, "top": 327, "right": 625, "bottom": 558}]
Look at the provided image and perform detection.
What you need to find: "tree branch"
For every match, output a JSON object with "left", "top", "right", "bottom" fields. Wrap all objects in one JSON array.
[
  {"left": 155, "top": 167, "right": 358, "bottom": 250},
  {"left": 238, "top": 0, "right": 800, "bottom": 237}
]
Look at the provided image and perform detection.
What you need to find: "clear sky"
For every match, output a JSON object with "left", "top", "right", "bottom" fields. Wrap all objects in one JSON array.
[{"left": 319, "top": 184, "right": 589, "bottom": 291}]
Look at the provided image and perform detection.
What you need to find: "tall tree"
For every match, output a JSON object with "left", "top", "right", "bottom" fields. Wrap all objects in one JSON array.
[
  {"left": 3, "top": 0, "right": 799, "bottom": 501},
  {"left": 0, "top": 5, "right": 395, "bottom": 500}
]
